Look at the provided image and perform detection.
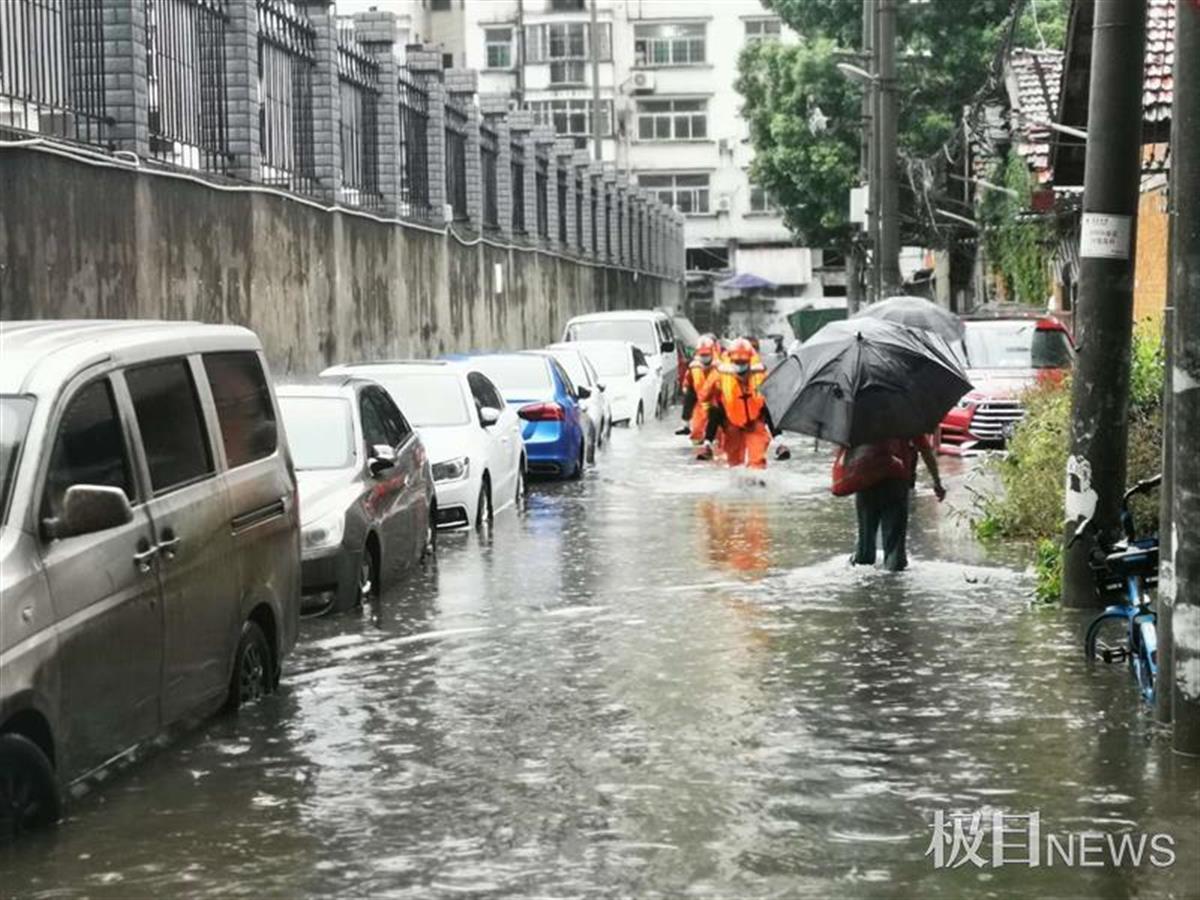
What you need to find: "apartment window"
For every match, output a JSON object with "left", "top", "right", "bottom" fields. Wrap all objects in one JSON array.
[
  {"left": 525, "top": 22, "right": 611, "bottom": 63},
  {"left": 550, "top": 61, "right": 587, "bottom": 84},
  {"left": 636, "top": 99, "right": 707, "bottom": 141},
  {"left": 634, "top": 22, "right": 706, "bottom": 66},
  {"left": 549, "top": 0, "right": 586, "bottom": 9},
  {"left": 744, "top": 18, "right": 782, "bottom": 45},
  {"left": 485, "top": 28, "right": 512, "bottom": 69},
  {"left": 528, "top": 99, "right": 612, "bottom": 137},
  {"left": 748, "top": 184, "right": 776, "bottom": 213},
  {"left": 639, "top": 173, "right": 710, "bottom": 215},
  {"left": 429, "top": 0, "right": 452, "bottom": 10}
]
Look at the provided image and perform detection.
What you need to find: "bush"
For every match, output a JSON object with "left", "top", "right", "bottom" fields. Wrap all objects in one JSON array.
[{"left": 973, "top": 321, "right": 1165, "bottom": 601}]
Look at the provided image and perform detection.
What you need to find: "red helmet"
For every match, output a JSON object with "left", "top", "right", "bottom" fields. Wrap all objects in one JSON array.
[{"left": 728, "top": 338, "right": 755, "bottom": 364}]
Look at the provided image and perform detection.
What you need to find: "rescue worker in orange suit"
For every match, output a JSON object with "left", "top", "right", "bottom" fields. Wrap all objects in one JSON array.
[
  {"left": 677, "top": 335, "right": 721, "bottom": 442},
  {"left": 698, "top": 338, "right": 771, "bottom": 468}
]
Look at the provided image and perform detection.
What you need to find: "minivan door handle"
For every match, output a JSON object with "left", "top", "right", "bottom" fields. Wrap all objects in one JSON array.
[
  {"left": 133, "top": 541, "right": 159, "bottom": 573},
  {"left": 157, "top": 531, "right": 181, "bottom": 561}
]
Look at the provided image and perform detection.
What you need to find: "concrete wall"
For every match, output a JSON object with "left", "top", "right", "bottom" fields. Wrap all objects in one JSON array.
[{"left": 0, "top": 148, "right": 681, "bottom": 375}]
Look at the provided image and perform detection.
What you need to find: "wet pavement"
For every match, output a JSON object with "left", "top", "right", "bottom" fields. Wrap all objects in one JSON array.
[{"left": 3, "top": 419, "right": 1198, "bottom": 899}]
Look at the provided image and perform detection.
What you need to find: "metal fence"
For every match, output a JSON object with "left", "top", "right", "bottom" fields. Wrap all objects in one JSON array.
[
  {"left": 535, "top": 149, "right": 549, "bottom": 239},
  {"left": 574, "top": 176, "right": 584, "bottom": 251},
  {"left": 480, "top": 119, "right": 499, "bottom": 231},
  {"left": 0, "top": 0, "right": 110, "bottom": 145},
  {"left": 444, "top": 96, "right": 469, "bottom": 223},
  {"left": 591, "top": 183, "right": 599, "bottom": 256},
  {"left": 556, "top": 167, "right": 568, "bottom": 244},
  {"left": 397, "top": 69, "right": 431, "bottom": 220},
  {"left": 144, "top": 0, "right": 229, "bottom": 172},
  {"left": 257, "top": 0, "right": 316, "bottom": 193},
  {"left": 511, "top": 139, "right": 526, "bottom": 235},
  {"left": 336, "top": 22, "right": 381, "bottom": 209}
]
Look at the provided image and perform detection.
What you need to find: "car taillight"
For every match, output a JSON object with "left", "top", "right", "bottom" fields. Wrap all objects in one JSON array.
[{"left": 518, "top": 402, "right": 565, "bottom": 421}]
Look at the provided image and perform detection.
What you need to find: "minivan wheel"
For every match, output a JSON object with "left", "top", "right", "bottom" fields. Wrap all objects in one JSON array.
[
  {"left": 0, "top": 733, "right": 61, "bottom": 843},
  {"left": 227, "top": 621, "right": 272, "bottom": 710}
]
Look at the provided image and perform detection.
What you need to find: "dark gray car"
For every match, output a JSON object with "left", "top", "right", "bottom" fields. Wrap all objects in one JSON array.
[{"left": 276, "top": 378, "right": 436, "bottom": 615}]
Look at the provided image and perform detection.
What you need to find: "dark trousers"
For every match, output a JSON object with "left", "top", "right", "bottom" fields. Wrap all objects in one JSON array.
[{"left": 853, "top": 478, "right": 911, "bottom": 571}]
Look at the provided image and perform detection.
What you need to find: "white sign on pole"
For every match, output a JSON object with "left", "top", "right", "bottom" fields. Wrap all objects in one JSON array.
[
  {"left": 849, "top": 186, "right": 868, "bottom": 227},
  {"left": 1080, "top": 212, "right": 1133, "bottom": 260}
]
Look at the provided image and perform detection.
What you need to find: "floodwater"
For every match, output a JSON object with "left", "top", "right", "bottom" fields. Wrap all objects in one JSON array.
[{"left": 3, "top": 420, "right": 1198, "bottom": 899}]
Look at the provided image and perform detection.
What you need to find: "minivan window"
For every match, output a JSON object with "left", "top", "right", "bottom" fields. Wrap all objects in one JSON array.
[
  {"left": 278, "top": 396, "right": 354, "bottom": 470},
  {"left": 41, "top": 380, "right": 134, "bottom": 520},
  {"left": 0, "top": 396, "right": 34, "bottom": 524},
  {"left": 126, "top": 359, "right": 215, "bottom": 494},
  {"left": 567, "top": 319, "right": 658, "bottom": 353},
  {"left": 203, "top": 351, "right": 278, "bottom": 468}
]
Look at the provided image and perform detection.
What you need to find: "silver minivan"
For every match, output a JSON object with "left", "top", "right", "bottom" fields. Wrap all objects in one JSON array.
[{"left": 0, "top": 321, "right": 300, "bottom": 840}]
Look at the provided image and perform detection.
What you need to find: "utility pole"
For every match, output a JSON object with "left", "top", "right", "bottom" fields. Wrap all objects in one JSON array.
[
  {"left": 590, "top": 0, "right": 603, "bottom": 162},
  {"left": 1169, "top": 0, "right": 1200, "bottom": 756},
  {"left": 876, "top": 0, "right": 901, "bottom": 296},
  {"left": 853, "top": 0, "right": 875, "bottom": 312},
  {"left": 1061, "top": 0, "right": 1147, "bottom": 608}
]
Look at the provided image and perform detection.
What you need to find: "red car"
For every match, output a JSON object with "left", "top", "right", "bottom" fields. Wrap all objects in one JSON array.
[{"left": 938, "top": 315, "right": 1074, "bottom": 455}]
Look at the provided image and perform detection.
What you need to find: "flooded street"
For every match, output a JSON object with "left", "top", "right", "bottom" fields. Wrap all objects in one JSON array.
[{"left": 3, "top": 420, "right": 1198, "bottom": 899}]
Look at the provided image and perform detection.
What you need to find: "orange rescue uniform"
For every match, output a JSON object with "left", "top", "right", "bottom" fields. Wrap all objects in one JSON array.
[
  {"left": 685, "top": 359, "right": 719, "bottom": 441},
  {"left": 713, "top": 359, "right": 770, "bottom": 469}
]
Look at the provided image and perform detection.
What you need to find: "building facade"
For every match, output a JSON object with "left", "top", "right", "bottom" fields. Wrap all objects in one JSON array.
[{"left": 365, "top": 0, "right": 821, "bottom": 331}]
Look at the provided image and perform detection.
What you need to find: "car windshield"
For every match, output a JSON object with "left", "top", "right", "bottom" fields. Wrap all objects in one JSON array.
[
  {"left": 362, "top": 372, "right": 470, "bottom": 426},
  {"left": 0, "top": 396, "right": 34, "bottom": 524},
  {"left": 547, "top": 351, "right": 589, "bottom": 388},
  {"left": 469, "top": 356, "right": 551, "bottom": 397},
  {"left": 278, "top": 396, "right": 355, "bottom": 470},
  {"left": 576, "top": 344, "right": 631, "bottom": 377},
  {"left": 567, "top": 319, "right": 658, "bottom": 353},
  {"left": 963, "top": 321, "right": 1072, "bottom": 370}
]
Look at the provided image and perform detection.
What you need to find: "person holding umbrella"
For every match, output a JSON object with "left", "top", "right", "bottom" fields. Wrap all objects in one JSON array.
[{"left": 761, "top": 317, "right": 972, "bottom": 569}]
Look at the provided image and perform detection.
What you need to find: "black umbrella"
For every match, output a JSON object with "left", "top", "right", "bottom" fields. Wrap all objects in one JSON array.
[
  {"left": 761, "top": 317, "right": 972, "bottom": 446},
  {"left": 853, "top": 295, "right": 965, "bottom": 344}
]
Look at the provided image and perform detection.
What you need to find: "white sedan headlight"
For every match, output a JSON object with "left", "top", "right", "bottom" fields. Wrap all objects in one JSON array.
[
  {"left": 432, "top": 456, "right": 470, "bottom": 483},
  {"left": 302, "top": 510, "right": 345, "bottom": 551}
]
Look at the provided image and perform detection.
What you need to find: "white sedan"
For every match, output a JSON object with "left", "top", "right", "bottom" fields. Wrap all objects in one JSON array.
[
  {"left": 538, "top": 345, "right": 611, "bottom": 462},
  {"left": 321, "top": 361, "right": 524, "bottom": 530},
  {"left": 554, "top": 339, "right": 659, "bottom": 427}
]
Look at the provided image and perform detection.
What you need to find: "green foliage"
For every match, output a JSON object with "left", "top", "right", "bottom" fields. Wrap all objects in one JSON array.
[
  {"left": 736, "top": 39, "right": 860, "bottom": 248},
  {"left": 973, "top": 324, "right": 1166, "bottom": 601},
  {"left": 978, "top": 153, "right": 1053, "bottom": 304}
]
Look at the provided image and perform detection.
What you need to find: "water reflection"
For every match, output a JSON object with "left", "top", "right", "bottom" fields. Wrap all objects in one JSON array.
[{"left": 0, "top": 423, "right": 1196, "bottom": 899}]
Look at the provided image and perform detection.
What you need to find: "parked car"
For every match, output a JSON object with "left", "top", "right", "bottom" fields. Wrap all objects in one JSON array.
[
  {"left": 560, "top": 339, "right": 659, "bottom": 427},
  {"left": 276, "top": 378, "right": 435, "bottom": 614},
  {"left": 561, "top": 310, "right": 677, "bottom": 413},
  {"left": 0, "top": 321, "right": 300, "bottom": 840},
  {"left": 322, "top": 360, "right": 524, "bottom": 531},
  {"left": 536, "top": 345, "right": 612, "bottom": 463},
  {"left": 938, "top": 315, "right": 1075, "bottom": 454},
  {"left": 451, "top": 353, "right": 588, "bottom": 479}
]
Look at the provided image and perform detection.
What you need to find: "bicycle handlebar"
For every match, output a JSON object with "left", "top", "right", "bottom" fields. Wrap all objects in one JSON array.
[{"left": 1065, "top": 472, "right": 1161, "bottom": 552}]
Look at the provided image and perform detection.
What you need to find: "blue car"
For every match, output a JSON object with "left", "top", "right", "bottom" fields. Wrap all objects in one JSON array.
[{"left": 449, "top": 352, "right": 588, "bottom": 479}]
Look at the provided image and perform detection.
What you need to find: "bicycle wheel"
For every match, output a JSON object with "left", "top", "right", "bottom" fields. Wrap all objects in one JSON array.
[
  {"left": 1085, "top": 610, "right": 1130, "bottom": 662},
  {"left": 1132, "top": 613, "right": 1157, "bottom": 703}
]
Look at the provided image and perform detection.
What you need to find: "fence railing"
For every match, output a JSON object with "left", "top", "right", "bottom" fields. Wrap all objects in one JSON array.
[
  {"left": 480, "top": 119, "right": 499, "bottom": 232},
  {"left": 397, "top": 68, "right": 431, "bottom": 220},
  {"left": 535, "top": 149, "right": 549, "bottom": 239},
  {"left": 444, "top": 96, "right": 469, "bottom": 223},
  {"left": 145, "top": 0, "right": 230, "bottom": 173},
  {"left": 556, "top": 167, "right": 568, "bottom": 244},
  {"left": 574, "top": 176, "right": 584, "bottom": 251},
  {"left": 0, "top": 0, "right": 110, "bottom": 146},
  {"left": 336, "top": 22, "right": 381, "bottom": 209},
  {"left": 511, "top": 140, "right": 526, "bottom": 235},
  {"left": 257, "top": 0, "right": 316, "bottom": 193}
]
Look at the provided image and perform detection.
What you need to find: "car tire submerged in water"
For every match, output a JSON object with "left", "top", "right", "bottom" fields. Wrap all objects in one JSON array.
[
  {"left": 475, "top": 478, "right": 493, "bottom": 531},
  {"left": 586, "top": 426, "right": 597, "bottom": 465},
  {"left": 570, "top": 440, "right": 585, "bottom": 480},
  {"left": 514, "top": 463, "right": 526, "bottom": 510},
  {"left": 0, "top": 733, "right": 61, "bottom": 843},
  {"left": 635, "top": 403, "right": 645, "bottom": 427},
  {"left": 421, "top": 502, "right": 437, "bottom": 562},
  {"left": 226, "top": 620, "right": 272, "bottom": 711}
]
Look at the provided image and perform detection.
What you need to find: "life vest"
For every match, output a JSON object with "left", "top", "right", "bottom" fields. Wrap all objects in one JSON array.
[
  {"left": 687, "top": 357, "right": 715, "bottom": 392},
  {"left": 716, "top": 360, "right": 766, "bottom": 428}
]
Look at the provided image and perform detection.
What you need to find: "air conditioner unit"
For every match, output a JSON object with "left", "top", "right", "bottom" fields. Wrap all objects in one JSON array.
[
  {"left": 716, "top": 195, "right": 732, "bottom": 213},
  {"left": 631, "top": 71, "right": 656, "bottom": 94}
]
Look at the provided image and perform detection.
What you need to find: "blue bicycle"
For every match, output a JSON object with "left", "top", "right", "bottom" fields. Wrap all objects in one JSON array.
[{"left": 1070, "top": 474, "right": 1162, "bottom": 704}]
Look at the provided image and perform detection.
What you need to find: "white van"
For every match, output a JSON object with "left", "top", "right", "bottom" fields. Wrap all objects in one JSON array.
[
  {"left": 0, "top": 321, "right": 300, "bottom": 840},
  {"left": 561, "top": 310, "right": 679, "bottom": 416}
]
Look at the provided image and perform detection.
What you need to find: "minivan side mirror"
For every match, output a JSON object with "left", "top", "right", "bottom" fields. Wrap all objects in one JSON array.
[
  {"left": 44, "top": 484, "right": 133, "bottom": 540},
  {"left": 479, "top": 406, "right": 501, "bottom": 427},
  {"left": 576, "top": 385, "right": 592, "bottom": 400},
  {"left": 596, "top": 382, "right": 606, "bottom": 392},
  {"left": 635, "top": 364, "right": 649, "bottom": 380},
  {"left": 368, "top": 444, "right": 397, "bottom": 476},
  {"left": 660, "top": 340, "right": 675, "bottom": 354}
]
